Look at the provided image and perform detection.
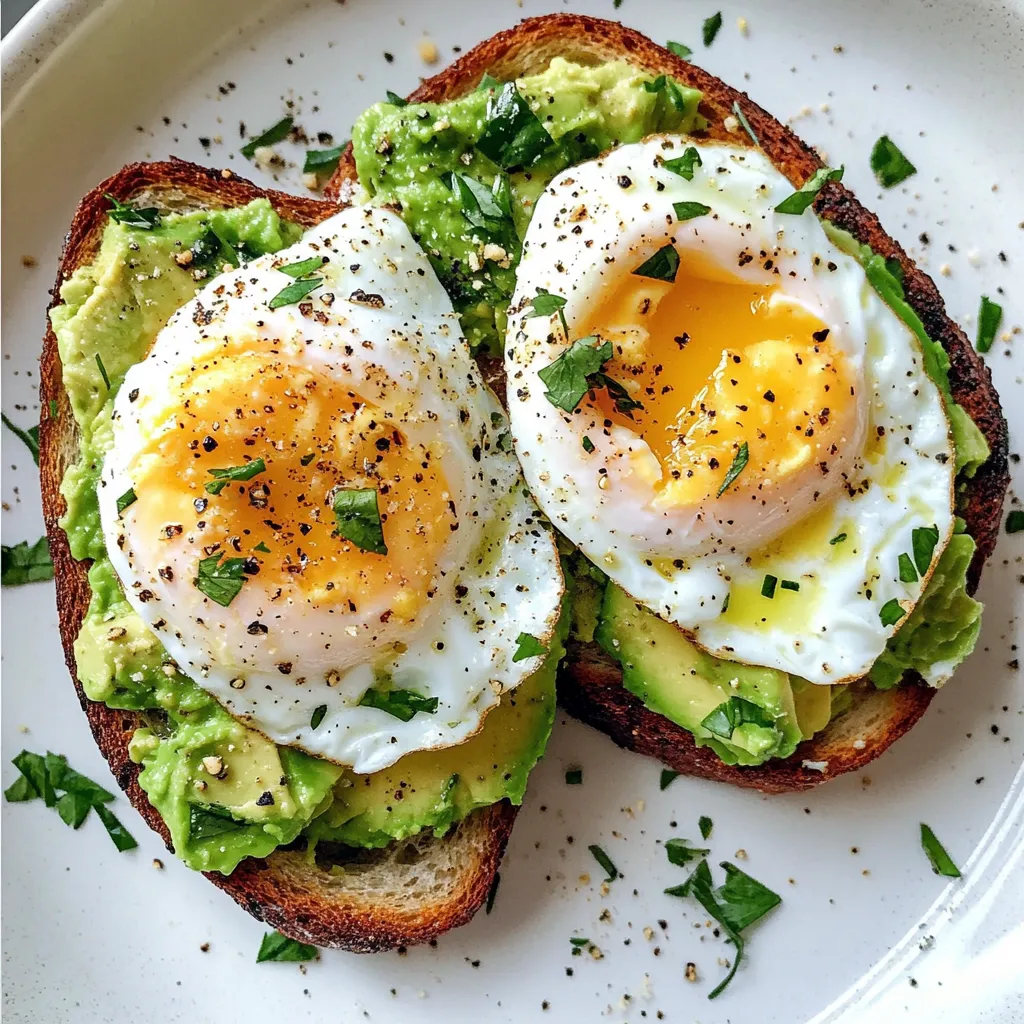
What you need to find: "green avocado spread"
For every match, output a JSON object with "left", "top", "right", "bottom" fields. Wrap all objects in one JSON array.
[
  {"left": 352, "top": 59, "right": 989, "bottom": 767},
  {"left": 52, "top": 200, "right": 561, "bottom": 874}
]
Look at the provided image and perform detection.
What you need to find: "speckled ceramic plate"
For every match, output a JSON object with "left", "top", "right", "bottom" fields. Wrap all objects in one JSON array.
[{"left": 3, "top": 1, "right": 1022, "bottom": 1021}]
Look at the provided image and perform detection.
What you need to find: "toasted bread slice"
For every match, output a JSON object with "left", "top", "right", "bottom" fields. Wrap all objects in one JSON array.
[
  {"left": 38, "top": 160, "right": 516, "bottom": 950},
  {"left": 327, "top": 14, "right": 1009, "bottom": 792}
]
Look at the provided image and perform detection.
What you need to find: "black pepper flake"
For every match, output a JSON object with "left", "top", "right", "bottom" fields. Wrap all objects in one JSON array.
[
  {"left": 616, "top": 175, "right": 632, "bottom": 188},
  {"left": 812, "top": 328, "right": 830, "bottom": 342},
  {"left": 256, "top": 791, "right": 274, "bottom": 806},
  {"left": 247, "top": 621, "right": 268, "bottom": 635},
  {"left": 202, "top": 435, "right": 218, "bottom": 452},
  {"left": 764, "top": 390, "right": 776, "bottom": 402}
]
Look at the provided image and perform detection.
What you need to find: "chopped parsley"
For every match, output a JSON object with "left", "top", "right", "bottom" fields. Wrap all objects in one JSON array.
[
  {"left": 303, "top": 144, "right": 348, "bottom": 174},
  {"left": 898, "top": 552, "right": 919, "bottom": 584},
  {"left": 332, "top": 488, "right": 387, "bottom": 555},
  {"left": 254, "top": 541, "right": 271, "bottom": 553},
  {"left": 717, "top": 441, "right": 749, "bottom": 497},
  {"left": 95, "top": 353, "right": 111, "bottom": 390},
  {"left": 385, "top": 90, "right": 408, "bottom": 107},
  {"left": 513, "top": 632, "right": 548, "bottom": 663},
  {"left": 2, "top": 412, "right": 40, "bottom": 465},
  {"left": 879, "top": 598, "right": 906, "bottom": 628},
  {"left": 5, "top": 750, "right": 136, "bottom": 850},
  {"left": 104, "top": 193, "right": 161, "bottom": 229},
  {"left": 699, "top": 815, "right": 713, "bottom": 840},
  {"left": 632, "top": 243, "right": 680, "bottom": 283},
  {"left": 476, "top": 82, "right": 553, "bottom": 170},
  {"left": 588, "top": 843, "right": 619, "bottom": 882},
  {"left": 641, "top": 75, "right": 693, "bottom": 113},
  {"left": 975, "top": 296, "right": 1003, "bottom": 354},
  {"left": 310, "top": 705, "right": 327, "bottom": 731},
  {"left": 665, "top": 859, "right": 781, "bottom": 998},
  {"left": 663, "top": 146, "right": 702, "bottom": 180},
  {"left": 732, "top": 101, "right": 759, "bottom": 145},
  {"left": 526, "top": 288, "right": 570, "bottom": 338},
  {"left": 780, "top": 579, "right": 800, "bottom": 592},
  {"left": 538, "top": 336, "right": 612, "bottom": 413},
  {"left": 774, "top": 166, "right": 844, "bottom": 215},
  {"left": 565, "top": 768, "right": 583, "bottom": 786},
  {"left": 761, "top": 574, "right": 778, "bottom": 599},
  {"left": 1, "top": 537, "right": 53, "bottom": 586},
  {"left": 189, "top": 803, "right": 243, "bottom": 840},
  {"left": 240, "top": 116, "right": 293, "bottom": 159},
  {"left": 358, "top": 686, "right": 440, "bottom": 722},
  {"left": 268, "top": 275, "right": 323, "bottom": 309},
  {"left": 256, "top": 930, "right": 319, "bottom": 963},
  {"left": 194, "top": 554, "right": 249, "bottom": 607},
  {"left": 582, "top": 436, "right": 596, "bottom": 454},
  {"left": 667, "top": 40, "right": 693, "bottom": 59},
  {"left": 666, "top": 838, "right": 710, "bottom": 866},
  {"left": 701, "top": 696, "right": 775, "bottom": 740},
  {"left": 278, "top": 256, "right": 324, "bottom": 278},
  {"left": 673, "top": 200, "right": 712, "bottom": 222},
  {"left": 205, "top": 458, "right": 266, "bottom": 496},
  {"left": 870, "top": 135, "right": 917, "bottom": 188},
  {"left": 116, "top": 488, "right": 137, "bottom": 515},
  {"left": 702, "top": 11, "right": 723, "bottom": 46},
  {"left": 660, "top": 769, "right": 680, "bottom": 790},
  {"left": 911, "top": 524, "right": 939, "bottom": 573},
  {"left": 1006, "top": 511, "right": 1024, "bottom": 534},
  {"left": 570, "top": 936, "right": 590, "bottom": 955},
  {"left": 830, "top": 532, "right": 848, "bottom": 545},
  {"left": 920, "top": 823, "right": 961, "bottom": 878}
]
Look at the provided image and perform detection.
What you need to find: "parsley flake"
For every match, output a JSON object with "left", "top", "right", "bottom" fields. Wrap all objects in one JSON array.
[
  {"left": 538, "top": 336, "right": 612, "bottom": 413},
  {"left": 588, "top": 844, "right": 619, "bottom": 882},
  {"left": 310, "top": 705, "right": 327, "bottom": 731},
  {"left": 660, "top": 769, "right": 680, "bottom": 790},
  {"left": 663, "top": 146, "right": 702, "bottom": 180},
  {"left": 358, "top": 687, "right": 439, "bottom": 722},
  {"left": 332, "top": 488, "right": 387, "bottom": 555},
  {"left": 775, "top": 166, "right": 844, "bottom": 215},
  {"left": 920, "top": 823, "right": 961, "bottom": 878},
  {"left": 717, "top": 441, "right": 749, "bottom": 497},
  {"left": 703, "top": 11, "right": 723, "bottom": 46},
  {"left": 104, "top": 194, "right": 161, "bottom": 229},
  {"left": 116, "top": 488, "right": 137, "bottom": 515},
  {"left": 699, "top": 815, "right": 713, "bottom": 840},
  {"left": 673, "top": 200, "right": 712, "bottom": 222},
  {"left": 205, "top": 458, "right": 266, "bottom": 496},
  {"left": 256, "top": 931, "right": 319, "bottom": 964},
  {"left": 732, "top": 101, "right": 759, "bottom": 145},
  {"left": 632, "top": 243, "right": 680, "bottom": 283},
  {"left": 1, "top": 537, "right": 53, "bottom": 586},
  {"left": 1, "top": 412, "right": 39, "bottom": 465},
  {"left": 667, "top": 40, "right": 693, "bottom": 59},
  {"left": 513, "top": 632, "right": 548, "bottom": 663},
  {"left": 303, "top": 144, "right": 347, "bottom": 174},
  {"left": 976, "top": 296, "right": 1003, "bottom": 354},
  {"left": 870, "top": 135, "right": 917, "bottom": 188},
  {"left": 194, "top": 553, "right": 248, "bottom": 607},
  {"left": 701, "top": 697, "right": 775, "bottom": 740},
  {"left": 898, "top": 552, "right": 919, "bottom": 583},
  {"left": 879, "top": 598, "right": 906, "bottom": 628},
  {"left": 240, "top": 116, "right": 293, "bottom": 159}
]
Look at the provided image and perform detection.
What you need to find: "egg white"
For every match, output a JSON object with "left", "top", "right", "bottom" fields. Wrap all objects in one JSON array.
[
  {"left": 506, "top": 137, "right": 954, "bottom": 684},
  {"left": 100, "top": 206, "right": 563, "bottom": 773}
]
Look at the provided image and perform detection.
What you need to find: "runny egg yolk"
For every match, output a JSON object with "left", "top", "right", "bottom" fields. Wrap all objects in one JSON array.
[
  {"left": 580, "top": 253, "right": 859, "bottom": 512},
  {"left": 125, "top": 345, "right": 455, "bottom": 622}
]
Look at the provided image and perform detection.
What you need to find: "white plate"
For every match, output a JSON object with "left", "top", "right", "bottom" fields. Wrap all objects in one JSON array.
[{"left": 2, "top": 1, "right": 1023, "bottom": 1021}]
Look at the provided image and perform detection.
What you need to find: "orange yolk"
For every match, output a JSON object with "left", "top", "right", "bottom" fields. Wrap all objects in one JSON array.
[
  {"left": 579, "top": 254, "right": 858, "bottom": 509},
  {"left": 126, "top": 346, "right": 456, "bottom": 622}
]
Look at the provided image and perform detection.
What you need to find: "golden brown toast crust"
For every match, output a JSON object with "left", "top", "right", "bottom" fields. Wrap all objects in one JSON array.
[
  {"left": 38, "top": 160, "right": 517, "bottom": 951},
  {"left": 326, "top": 14, "right": 1008, "bottom": 792}
]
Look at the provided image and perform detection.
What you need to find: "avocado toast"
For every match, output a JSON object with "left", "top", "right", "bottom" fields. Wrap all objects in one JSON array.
[
  {"left": 325, "top": 14, "right": 1008, "bottom": 792},
  {"left": 39, "top": 160, "right": 563, "bottom": 950}
]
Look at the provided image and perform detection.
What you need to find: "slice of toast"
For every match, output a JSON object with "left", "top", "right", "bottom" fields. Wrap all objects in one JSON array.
[
  {"left": 38, "top": 160, "right": 516, "bottom": 950},
  {"left": 327, "top": 14, "right": 1009, "bottom": 792}
]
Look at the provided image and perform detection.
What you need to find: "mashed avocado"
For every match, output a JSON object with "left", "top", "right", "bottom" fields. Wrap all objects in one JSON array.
[
  {"left": 52, "top": 201, "right": 558, "bottom": 873},
  {"left": 353, "top": 58, "right": 706, "bottom": 350}
]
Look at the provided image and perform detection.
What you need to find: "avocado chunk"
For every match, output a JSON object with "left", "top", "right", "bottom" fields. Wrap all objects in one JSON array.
[
  {"left": 306, "top": 620, "right": 564, "bottom": 849},
  {"left": 595, "top": 583, "right": 813, "bottom": 766}
]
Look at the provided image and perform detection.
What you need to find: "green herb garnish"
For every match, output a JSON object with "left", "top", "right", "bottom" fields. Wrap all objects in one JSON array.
[
  {"left": 717, "top": 441, "right": 749, "bottom": 497},
  {"left": 774, "top": 166, "right": 844, "bottom": 215},
  {"left": 254, "top": 541, "right": 271, "bottom": 553},
  {"left": 666, "top": 838, "right": 710, "bottom": 866},
  {"left": 632, "top": 243, "right": 680, "bottom": 283},
  {"left": 732, "top": 101, "right": 759, "bottom": 145},
  {"left": 911, "top": 524, "right": 939, "bottom": 573},
  {"left": 513, "top": 632, "right": 548, "bottom": 663},
  {"left": 830, "top": 532, "right": 847, "bottom": 545},
  {"left": 303, "top": 144, "right": 347, "bottom": 174},
  {"left": 665, "top": 859, "right": 781, "bottom": 999},
  {"left": 660, "top": 769, "right": 680, "bottom": 790},
  {"left": 332, "top": 487, "right": 387, "bottom": 555},
  {"left": 588, "top": 844, "right": 618, "bottom": 882},
  {"left": 385, "top": 90, "right": 408, "bottom": 107},
  {"left": 879, "top": 598, "right": 906, "bottom": 627},
  {"left": 699, "top": 815, "right": 713, "bottom": 840},
  {"left": 526, "top": 288, "right": 570, "bottom": 338},
  {"left": 268, "top": 276, "right": 322, "bottom": 309},
  {"left": 565, "top": 768, "right": 583, "bottom": 785},
  {"left": 920, "top": 823, "right": 961, "bottom": 878},
  {"left": 2, "top": 412, "right": 39, "bottom": 465},
  {"left": 1, "top": 537, "right": 53, "bottom": 586},
  {"left": 663, "top": 146, "right": 702, "bottom": 180},
  {"left": 642, "top": 75, "right": 693, "bottom": 113},
  {"left": 898, "top": 552, "right": 919, "bottom": 583},
  {"left": 358, "top": 687, "right": 439, "bottom": 722},
  {"left": 976, "top": 296, "right": 1003, "bottom": 354},
  {"left": 673, "top": 201, "right": 712, "bottom": 222},
  {"left": 95, "top": 353, "right": 111, "bottom": 390},
  {"left": 870, "top": 135, "right": 916, "bottom": 188},
  {"left": 538, "top": 336, "right": 612, "bottom": 412},
  {"left": 205, "top": 457, "right": 266, "bottom": 496},
  {"left": 240, "top": 116, "right": 293, "bottom": 159},
  {"left": 780, "top": 579, "right": 800, "bottom": 592},
  {"left": 1006, "top": 511, "right": 1024, "bottom": 534},
  {"left": 116, "top": 488, "right": 137, "bottom": 515},
  {"left": 667, "top": 40, "right": 693, "bottom": 59},
  {"left": 701, "top": 696, "right": 775, "bottom": 740},
  {"left": 449, "top": 170, "right": 511, "bottom": 231},
  {"left": 703, "top": 11, "right": 723, "bottom": 46},
  {"left": 194, "top": 553, "right": 248, "bottom": 607},
  {"left": 476, "top": 82, "right": 553, "bottom": 170},
  {"left": 570, "top": 936, "right": 590, "bottom": 955},
  {"left": 761, "top": 574, "right": 778, "bottom": 599},
  {"left": 256, "top": 930, "right": 319, "bottom": 963},
  {"left": 582, "top": 436, "right": 596, "bottom": 454},
  {"left": 5, "top": 750, "right": 135, "bottom": 851},
  {"left": 310, "top": 705, "right": 327, "bottom": 731},
  {"left": 189, "top": 803, "right": 244, "bottom": 840},
  {"left": 104, "top": 193, "right": 161, "bottom": 229},
  {"left": 278, "top": 256, "right": 324, "bottom": 278}
]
